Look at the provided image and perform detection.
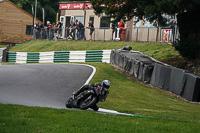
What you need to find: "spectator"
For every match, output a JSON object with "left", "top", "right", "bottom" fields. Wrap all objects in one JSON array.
[
  {"left": 112, "top": 22, "right": 118, "bottom": 40},
  {"left": 169, "top": 20, "right": 177, "bottom": 44},
  {"left": 32, "top": 22, "right": 38, "bottom": 40},
  {"left": 46, "top": 21, "right": 54, "bottom": 40},
  {"left": 57, "top": 21, "right": 62, "bottom": 39},
  {"left": 117, "top": 20, "right": 125, "bottom": 40},
  {"left": 54, "top": 23, "right": 58, "bottom": 40},
  {"left": 39, "top": 23, "right": 45, "bottom": 39},
  {"left": 67, "top": 20, "right": 76, "bottom": 40},
  {"left": 86, "top": 20, "right": 94, "bottom": 40},
  {"left": 74, "top": 19, "right": 79, "bottom": 40},
  {"left": 77, "top": 21, "right": 84, "bottom": 40},
  {"left": 169, "top": 20, "right": 176, "bottom": 29},
  {"left": 36, "top": 22, "right": 40, "bottom": 39}
]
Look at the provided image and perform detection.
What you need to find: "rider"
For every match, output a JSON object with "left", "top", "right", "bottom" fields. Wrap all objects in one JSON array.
[{"left": 72, "top": 80, "right": 110, "bottom": 110}]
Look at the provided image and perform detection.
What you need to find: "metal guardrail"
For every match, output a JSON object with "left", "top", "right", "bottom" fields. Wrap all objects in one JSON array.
[{"left": 7, "top": 50, "right": 111, "bottom": 63}]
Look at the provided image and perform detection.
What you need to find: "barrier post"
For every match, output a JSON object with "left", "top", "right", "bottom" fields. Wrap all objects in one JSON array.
[
  {"left": 121, "top": 28, "right": 126, "bottom": 41},
  {"left": 94, "top": 28, "right": 95, "bottom": 41},
  {"left": 147, "top": 28, "right": 149, "bottom": 42},
  {"left": 136, "top": 28, "right": 138, "bottom": 42},
  {"left": 104, "top": 28, "right": 105, "bottom": 42}
]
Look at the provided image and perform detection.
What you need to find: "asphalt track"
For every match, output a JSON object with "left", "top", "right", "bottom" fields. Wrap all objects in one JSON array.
[
  {"left": 0, "top": 63, "right": 140, "bottom": 116},
  {"left": 0, "top": 64, "right": 94, "bottom": 108}
]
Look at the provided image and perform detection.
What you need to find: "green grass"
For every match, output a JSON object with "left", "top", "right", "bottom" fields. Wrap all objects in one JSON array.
[
  {"left": 1, "top": 103, "right": 199, "bottom": 133},
  {"left": 1, "top": 41, "right": 200, "bottom": 132},
  {"left": 0, "top": 45, "right": 6, "bottom": 48},
  {"left": 1, "top": 63, "right": 200, "bottom": 132},
  {"left": 9, "top": 40, "right": 179, "bottom": 60}
]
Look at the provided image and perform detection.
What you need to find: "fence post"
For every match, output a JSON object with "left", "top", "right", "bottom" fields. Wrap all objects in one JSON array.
[
  {"left": 160, "top": 28, "right": 161, "bottom": 43},
  {"left": 104, "top": 28, "right": 105, "bottom": 42},
  {"left": 147, "top": 28, "right": 149, "bottom": 42},
  {"left": 94, "top": 28, "right": 95, "bottom": 41},
  {"left": 156, "top": 27, "right": 159, "bottom": 42},
  {"left": 33, "top": 29, "right": 36, "bottom": 40},
  {"left": 41, "top": 28, "right": 43, "bottom": 40},
  {"left": 136, "top": 28, "right": 138, "bottom": 42}
]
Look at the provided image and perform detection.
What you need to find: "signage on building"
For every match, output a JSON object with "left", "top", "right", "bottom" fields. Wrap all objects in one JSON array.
[
  {"left": 59, "top": 3, "right": 105, "bottom": 10},
  {"left": 60, "top": 3, "right": 86, "bottom": 10}
]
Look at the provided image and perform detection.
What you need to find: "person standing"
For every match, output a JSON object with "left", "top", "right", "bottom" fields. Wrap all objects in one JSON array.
[
  {"left": 117, "top": 20, "right": 124, "bottom": 40},
  {"left": 67, "top": 20, "right": 76, "bottom": 40},
  {"left": 57, "top": 21, "right": 62, "bottom": 39},
  {"left": 77, "top": 21, "right": 84, "bottom": 40},
  {"left": 169, "top": 20, "right": 177, "bottom": 44},
  {"left": 46, "top": 21, "right": 54, "bottom": 40},
  {"left": 86, "top": 20, "right": 94, "bottom": 40}
]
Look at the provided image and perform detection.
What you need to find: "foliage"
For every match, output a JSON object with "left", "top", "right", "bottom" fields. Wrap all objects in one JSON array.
[
  {"left": 174, "top": 5, "right": 200, "bottom": 59},
  {"left": 91, "top": 0, "right": 200, "bottom": 26},
  {"left": 10, "top": 0, "right": 61, "bottom": 25},
  {"left": 91, "top": 0, "right": 200, "bottom": 59}
]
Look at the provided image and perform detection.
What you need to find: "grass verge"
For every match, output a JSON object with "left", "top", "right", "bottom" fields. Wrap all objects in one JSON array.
[
  {"left": 1, "top": 63, "right": 200, "bottom": 132},
  {"left": 9, "top": 40, "right": 179, "bottom": 61},
  {"left": 1, "top": 41, "right": 200, "bottom": 132}
]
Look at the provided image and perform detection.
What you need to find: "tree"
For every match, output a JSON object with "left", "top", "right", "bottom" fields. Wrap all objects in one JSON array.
[
  {"left": 10, "top": 0, "right": 59, "bottom": 25},
  {"left": 91, "top": 0, "right": 200, "bottom": 59}
]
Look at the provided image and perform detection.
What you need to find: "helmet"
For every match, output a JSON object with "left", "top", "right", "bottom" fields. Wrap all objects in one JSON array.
[{"left": 102, "top": 80, "right": 110, "bottom": 89}]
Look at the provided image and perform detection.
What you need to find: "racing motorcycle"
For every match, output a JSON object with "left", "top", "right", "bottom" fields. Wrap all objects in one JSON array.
[{"left": 66, "top": 86, "right": 106, "bottom": 111}]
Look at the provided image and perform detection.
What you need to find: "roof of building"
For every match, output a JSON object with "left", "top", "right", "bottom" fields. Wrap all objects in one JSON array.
[{"left": 0, "top": 0, "right": 43, "bottom": 23}]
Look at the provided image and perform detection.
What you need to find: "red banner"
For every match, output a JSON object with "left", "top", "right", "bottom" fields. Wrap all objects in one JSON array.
[
  {"left": 59, "top": 2, "right": 124, "bottom": 10},
  {"left": 59, "top": 3, "right": 85, "bottom": 10}
]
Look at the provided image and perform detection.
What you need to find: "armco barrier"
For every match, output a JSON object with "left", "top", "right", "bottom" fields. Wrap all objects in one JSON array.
[{"left": 7, "top": 50, "right": 111, "bottom": 63}]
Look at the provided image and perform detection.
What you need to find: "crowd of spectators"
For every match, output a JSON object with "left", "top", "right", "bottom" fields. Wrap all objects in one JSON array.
[{"left": 33, "top": 19, "right": 124, "bottom": 41}]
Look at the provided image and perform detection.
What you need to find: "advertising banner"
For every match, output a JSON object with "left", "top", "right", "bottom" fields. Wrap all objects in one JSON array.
[
  {"left": 59, "top": 3, "right": 85, "bottom": 10},
  {"left": 163, "top": 29, "right": 172, "bottom": 42}
]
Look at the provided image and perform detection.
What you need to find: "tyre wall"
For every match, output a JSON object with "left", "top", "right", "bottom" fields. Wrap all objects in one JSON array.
[{"left": 110, "top": 50, "right": 200, "bottom": 102}]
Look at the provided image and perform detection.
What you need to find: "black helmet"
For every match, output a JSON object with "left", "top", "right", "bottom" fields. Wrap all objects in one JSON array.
[{"left": 102, "top": 80, "right": 110, "bottom": 89}]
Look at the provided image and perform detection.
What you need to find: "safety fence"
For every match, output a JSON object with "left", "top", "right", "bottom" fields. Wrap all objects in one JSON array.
[
  {"left": 110, "top": 50, "right": 200, "bottom": 102},
  {"left": 7, "top": 50, "right": 111, "bottom": 64},
  {"left": 32, "top": 27, "right": 179, "bottom": 43}
]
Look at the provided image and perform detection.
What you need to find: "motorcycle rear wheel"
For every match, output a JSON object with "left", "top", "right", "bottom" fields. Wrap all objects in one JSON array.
[{"left": 80, "top": 95, "right": 97, "bottom": 110}]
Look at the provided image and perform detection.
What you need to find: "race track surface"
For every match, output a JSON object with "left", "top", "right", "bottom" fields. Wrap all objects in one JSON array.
[{"left": 0, "top": 64, "right": 93, "bottom": 108}]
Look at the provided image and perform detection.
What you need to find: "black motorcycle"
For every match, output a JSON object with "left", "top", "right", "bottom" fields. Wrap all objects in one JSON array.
[{"left": 66, "top": 86, "right": 106, "bottom": 111}]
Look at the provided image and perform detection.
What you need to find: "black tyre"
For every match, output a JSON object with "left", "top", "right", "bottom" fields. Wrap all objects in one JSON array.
[
  {"left": 65, "top": 98, "right": 73, "bottom": 108},
  {"left": 80, "top": 95, "right": 97, "bottom": 110}
]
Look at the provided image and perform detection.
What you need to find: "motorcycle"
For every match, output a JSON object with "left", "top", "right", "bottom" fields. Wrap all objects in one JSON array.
[{"left": 66, "top": 86, "right": 106, "bottom": 111}]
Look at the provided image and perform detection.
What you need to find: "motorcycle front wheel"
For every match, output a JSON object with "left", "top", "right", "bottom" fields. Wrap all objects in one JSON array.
[
  {"left": 80, "top": 95, "right": 97, "bottom": 110},
  {"left": 65, "top": 97, "right": 73, "bottom": 108}
]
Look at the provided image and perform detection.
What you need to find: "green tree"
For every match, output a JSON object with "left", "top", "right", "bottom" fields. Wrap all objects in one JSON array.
[
  {"left": 10, "top": 0, "right": 59, "bottom": 25},
  {"left": 91, "top": 0, "right": 200, "bottom": 59}
]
